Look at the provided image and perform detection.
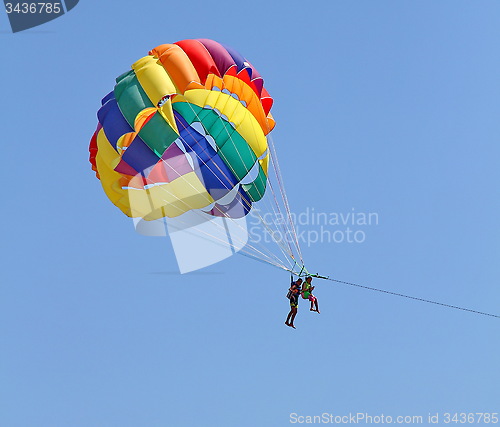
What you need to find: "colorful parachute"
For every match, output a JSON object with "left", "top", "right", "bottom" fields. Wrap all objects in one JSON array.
[{"left": 89, "top": 39, "right": 275, "bottom": 221}]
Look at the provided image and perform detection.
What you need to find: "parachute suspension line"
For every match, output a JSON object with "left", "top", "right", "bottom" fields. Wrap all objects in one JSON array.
[
  {"left": 312, "top": 275, "right": 500, "bottom": 319},
  {"left": 267, "top": 136, "right": 304, "bottom": 265},
  {"left": 147, "top": 161, "right": 288, "bottom": 270},
  {"left": 176, "top": 102, "right": 298, "bottom": 269},
  {"left": 174, "top": 106, "right": 296, "bottom": 268},
  {"left": 287, "top": 264, "right": 305, "bottom": 278},
  {"left": 133, "top": 127, "right": 289, "bottom": 270},
  {"left": 261, "top": 140, "right": 300, "bottom": 262},
  {"left": 149, "top": 109, "right": 294, "bottom": 270},
  {"left": 286, "top": 264, "right": 316, "bottom": 278},
  {"left": 191, "top": 108, "right": 299, "bottom": 266},
  {"left": 269, "top": 139, "right": 303, "bottom": 265},
  {"left": 261, "top": 170, "right": 296, "bottom": 262},
  {"left": 151, "top": 185, "right": 290, "bottom": 270},
  {"left": 159, "top": 206, "right": 290, "bottom": 271}
]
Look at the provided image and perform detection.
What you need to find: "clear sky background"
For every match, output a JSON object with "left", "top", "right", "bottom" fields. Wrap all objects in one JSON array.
[{"left": 1, "top": 1, "right": 499, "bottom": 426}]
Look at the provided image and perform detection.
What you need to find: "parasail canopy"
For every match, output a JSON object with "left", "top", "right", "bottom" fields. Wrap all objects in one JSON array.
[{"left": 90, "top": 39, "right": 304, "bottom": 273}]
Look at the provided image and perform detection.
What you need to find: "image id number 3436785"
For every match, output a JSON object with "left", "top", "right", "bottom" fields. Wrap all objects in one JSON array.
[
  {"left": 5, "top": 2, "right": 61, "bottom": 14},
  {"left": 443, "top": 413, "right": 499, "bottom": 424}
]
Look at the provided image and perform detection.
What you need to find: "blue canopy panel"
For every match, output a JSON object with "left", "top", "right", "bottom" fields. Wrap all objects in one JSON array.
[
  {"left": 97, "top": 94, "right": 134, "bottom": 151},
  {"left": 174, "top": 111, "right": 239, "bottom": 201},
  {"left": 121, "top": 135, "right": 161, "bottom": 177}
]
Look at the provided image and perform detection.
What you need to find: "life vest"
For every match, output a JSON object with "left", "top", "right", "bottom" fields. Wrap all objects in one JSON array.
[
  {"left": 301, "top": 282, "right": 312, "bottom": 299},
  {"left": 286, "top": 282, "right": 300, "bottom": 299}
]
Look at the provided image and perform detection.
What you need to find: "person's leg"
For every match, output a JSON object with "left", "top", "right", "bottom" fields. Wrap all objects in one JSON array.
[
  {"left": 309, "top": 295, "right": 316, "bottom": 311},
  {"left": 290, "top": 307, "right": 297, "bottom": 328},
  {"left": 314, "top": 296, "right": 320, "bottom": 313},
  {"left": 286, "top": 308, "right": 293, "bottom": 325}
]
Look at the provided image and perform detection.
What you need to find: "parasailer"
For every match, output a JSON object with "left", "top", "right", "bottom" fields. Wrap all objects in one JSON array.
[
  {"left": 302, "top": 276, "right": 320, "bottom": 313},
  {"left": 285, "top": 277, "right": 302, "bottom": 329}
]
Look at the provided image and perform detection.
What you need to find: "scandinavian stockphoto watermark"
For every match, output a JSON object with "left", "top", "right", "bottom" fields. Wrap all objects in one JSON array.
[
  {"left": 249, "top": 207, "right": 380, "bottom": 247},
  {"left": 132, "top": 205, "right": 379, "bottom": 273}
]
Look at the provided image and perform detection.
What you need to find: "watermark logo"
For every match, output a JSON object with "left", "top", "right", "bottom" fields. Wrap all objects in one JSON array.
[
  {"left": 4, "top": 0, "right": 79, "bottom": 32},
  {"left": 289, "top": 411, "right": 499, "bottom": 424},
  {"left": 250, "top": 207, "right": 380, "bottom": 247}
]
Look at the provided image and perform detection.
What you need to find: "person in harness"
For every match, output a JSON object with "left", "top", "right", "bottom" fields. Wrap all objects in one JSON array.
[
  {"left": 285, "top": 277, "right": 302, "bottom": 328},
  {"left": 302, "top": 276, "right": 320, "bottom": 313}
]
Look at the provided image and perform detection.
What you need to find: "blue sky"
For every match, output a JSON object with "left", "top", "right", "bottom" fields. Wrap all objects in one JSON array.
[{"left": 1, "top": 1, "right": 499, "bottom": 426}]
